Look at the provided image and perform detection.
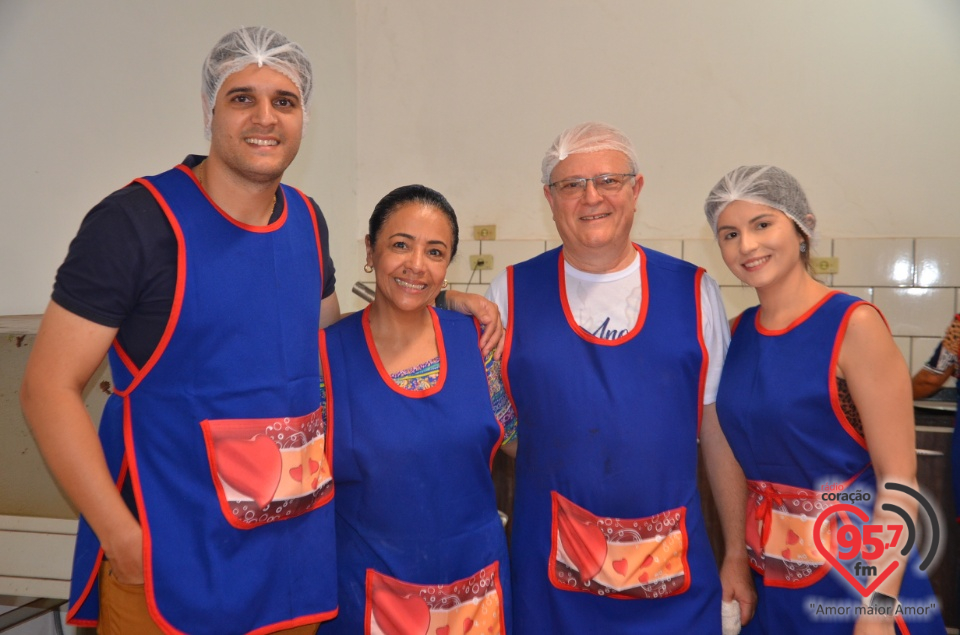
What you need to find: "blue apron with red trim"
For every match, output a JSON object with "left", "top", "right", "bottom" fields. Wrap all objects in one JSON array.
[
  {"left": 320, "top": 308, "right": 511, "bottom": 634},
  {"left": 67, "top": 164, "right": 338, "bottom": 634},
  {"left": 503, "top": 245, "right": 721, "bottom": 634},
  {"left": 717, "top": 292, "right": 945, "bottom": 634}
]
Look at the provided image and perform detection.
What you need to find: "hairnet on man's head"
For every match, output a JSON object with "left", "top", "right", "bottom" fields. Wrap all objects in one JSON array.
[
  {"left": 704, "top": 165, "right": 816, "bottom": 238},
  {"left": 541, "top": 122, "right": 640, "bottom": 184},
  {"left": 201, "top": 26, "right": 313, "bottom": 140}
]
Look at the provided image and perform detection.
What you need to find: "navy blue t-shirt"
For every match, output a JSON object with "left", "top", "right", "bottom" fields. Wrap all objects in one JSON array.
[{"left": 53, "top": 155, "right": 336, "bottom": 369}]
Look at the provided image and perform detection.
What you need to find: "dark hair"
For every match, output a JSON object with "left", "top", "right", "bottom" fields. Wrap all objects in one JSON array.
[{"left": 368, "top": 184, "right": 459, "bottom": 259}]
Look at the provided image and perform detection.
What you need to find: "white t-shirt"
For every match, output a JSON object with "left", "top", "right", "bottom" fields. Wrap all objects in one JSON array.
[{"left": 485, "top": 251, "right": 730, "bottom": 404}]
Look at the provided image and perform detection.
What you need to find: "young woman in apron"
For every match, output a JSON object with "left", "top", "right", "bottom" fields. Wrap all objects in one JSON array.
[{"left": 705, "top": 165, "right": 946, "bottom": 635}]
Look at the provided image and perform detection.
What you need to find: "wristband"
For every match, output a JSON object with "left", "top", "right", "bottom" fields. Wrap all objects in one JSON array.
[{"left": 868, "top": 591, "right": 899, "bottom": 615}]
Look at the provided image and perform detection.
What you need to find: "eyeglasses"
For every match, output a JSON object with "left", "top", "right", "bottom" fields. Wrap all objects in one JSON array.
[{"left": 548, "top": 173, "right": 636, "bottom": 199}]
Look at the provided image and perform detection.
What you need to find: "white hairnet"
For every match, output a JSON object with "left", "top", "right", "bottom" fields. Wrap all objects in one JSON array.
[
  {"left": 704, "top": 165, "right": 816, "bottom": 238},
  {"left": 201, "top": 26, "right": 313, "bottom": 140},
  {"left": 541, "top": 122, "right": 640, "bottom": 184}
]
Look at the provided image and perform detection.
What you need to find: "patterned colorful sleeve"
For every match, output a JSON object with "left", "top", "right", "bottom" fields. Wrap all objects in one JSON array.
[
  {"left": 484, "top": 352, "right": 518, "bottom": 444},
  {"left": 924, "top": 314, "right": 960, "bottom": 378},
  {"left": 319, "top": 370, "right": 328, "bottom": 428}
]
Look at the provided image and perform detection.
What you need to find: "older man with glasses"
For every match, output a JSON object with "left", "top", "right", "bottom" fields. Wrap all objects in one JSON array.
[{"left": 486, "top": 122, "right": 756, "bottom": 633}]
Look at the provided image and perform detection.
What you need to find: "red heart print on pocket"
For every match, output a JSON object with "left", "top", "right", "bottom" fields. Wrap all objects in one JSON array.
[
  {"left": 371, "top": 586, "right": 430, "bottom": 635},
  {"left": 215, "top": 436, "right": 282, "bottom": 509}
]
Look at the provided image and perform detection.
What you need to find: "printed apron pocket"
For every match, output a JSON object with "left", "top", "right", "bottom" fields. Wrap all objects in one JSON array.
[
  {"left": 548, "top": 492, "right": 690, "bottom": 599},
  {"left": 365, "top": 563, "right": 505, "bottom": 635},
  {"left": 201, "top": 407, "right": 332, "bottom": 528},
  {"left": 745, "top": 480, "right": 838, "bottom": 588}
]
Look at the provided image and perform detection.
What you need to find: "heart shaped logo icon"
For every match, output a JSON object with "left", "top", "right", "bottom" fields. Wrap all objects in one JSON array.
[
  {"left": 215, "top": 436, "right": 282, "bottom": 509},
  {"left": 612, "top": 558, "right": 627, "bottom": 576},
  {"left": 289, "top": 465, "right": 304, "bottom": 483},
  {"left": 812, "top": 503, "right": 899, "bottom": 597},
  {"left": 370, "top": 586, "right": 430, "bottom": 635}
]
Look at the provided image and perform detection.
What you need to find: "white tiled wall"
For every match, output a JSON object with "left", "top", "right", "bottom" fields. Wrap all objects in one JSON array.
[
  {"left": 832, "top": 238, "right": 916, "bottom": 287},
  {"left": 916, "top": 238, "right": 960, "bottom": 287},
  {"left": 873, "top": 288, "right": 955, "bottom": 337},
  {"left": 347, "top": 236, "right": 960, "bottom": 384}
]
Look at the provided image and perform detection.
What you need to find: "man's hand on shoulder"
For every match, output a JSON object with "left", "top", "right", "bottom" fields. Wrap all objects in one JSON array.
[{"left": 444, "top": 289, "right": 505, "bottom": 359}]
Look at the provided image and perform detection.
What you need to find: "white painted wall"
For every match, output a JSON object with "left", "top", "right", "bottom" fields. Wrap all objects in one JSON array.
[
  {"left": 355, "top": 0, "right": 960, "bottom": 245},
  {"left": 2, "top": 1, "right": 958, "bottom": 316}
]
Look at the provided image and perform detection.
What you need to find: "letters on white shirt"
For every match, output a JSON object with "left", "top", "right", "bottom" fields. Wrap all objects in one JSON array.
[{"left": 485, "top": 250, "right": 731, "bottom": 404}]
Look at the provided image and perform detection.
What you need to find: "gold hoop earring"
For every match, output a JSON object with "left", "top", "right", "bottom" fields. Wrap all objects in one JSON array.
[
  {"left": 363, "top": 264, "right": 373, "bottom": 273},
  {"left": 441, "top": 280, "right": 449, "bottom": 289}
]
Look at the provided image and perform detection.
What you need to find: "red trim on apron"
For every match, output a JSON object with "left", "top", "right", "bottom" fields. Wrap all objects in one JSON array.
[
  {"left": 65, "top": 550, "right": 105, "bottom": 627},
  {"left": 124, "top": 177, "right": 188, "bottom": 397},
  {"left": 693, "top": 266, "right": 707, "bottom": 435},
  {"left": 319, "top": 329, "right": 336, "bottom": 482},
  {"left": 500, "top": 266, "right": 519, "bottom": 427},
  {"left": 175, "top": 164, "right": 288, "bottom": 232},
  {"left": 754, "top": 291, "right": 840, "bottom": 337},
  {"left": 361, "top": 306, "right": 448, "bottom": 398},
  {"left": 730, "top": 312, "right": 743, "bottom": 335},
  {"left": 294, "top": 187, "right": 325, "bottom": 293},
  {"left": 557, "top": 245, "right": 648, "bottom": 346},
  {"left": 829, "top": 301, "right": 887, "bottom": 451}
]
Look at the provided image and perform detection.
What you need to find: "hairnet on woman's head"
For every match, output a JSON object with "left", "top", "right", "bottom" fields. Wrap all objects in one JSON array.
[
  {"left": 201, "top": 26, "right": 313, "bottom": 140},
  {"left": 704, "top": 165, "right": 816, "bottom": 238},
  {"left": 541, "top": 122, "right": 640, "bottom": 184}
]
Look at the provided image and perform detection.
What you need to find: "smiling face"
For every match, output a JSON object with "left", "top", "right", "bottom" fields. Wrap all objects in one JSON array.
[
  {"left": 366, "top": 202, "right": 455, "bottom": 314},
  {"left": 544, "top": 150, "right": 643, "bottom": 268},
  {"left": 716, "top": 200, "right": 807, "bottom": 289},
  {"left": 207, "top": 64, "right": 303, "bottom": 185}
]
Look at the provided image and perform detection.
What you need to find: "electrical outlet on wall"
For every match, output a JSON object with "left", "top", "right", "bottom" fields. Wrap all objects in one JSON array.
[
  {"left": 473, "top": 225, "right": 497, "bottom": 240},
  {"left": 810, "top": 257, "right": 839, "bottom": 274},
  {"left": 470, "top": 255, "right": 494, "bottom": 270}
]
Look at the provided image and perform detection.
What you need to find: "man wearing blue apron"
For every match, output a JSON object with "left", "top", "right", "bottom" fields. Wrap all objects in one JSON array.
[
  {"left": 20, "top": 27, "right": 340, "bottom": 635},
  {"left": 20, "top": 26, "right": 505, "bottom": 634},
  {"left": 486, "top": 122, "right": 756, "bottom": 633}
]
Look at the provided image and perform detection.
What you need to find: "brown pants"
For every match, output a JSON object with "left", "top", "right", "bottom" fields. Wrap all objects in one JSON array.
[{"left": 97, "top": 560, "right": 319, "bottom": 635}]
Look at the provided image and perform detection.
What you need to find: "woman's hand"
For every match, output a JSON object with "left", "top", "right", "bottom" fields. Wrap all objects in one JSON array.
[
  {"left": 719, "top": 546, "right": 757, "bottom": 627},
  {"left": 444, "top": 290, "right": 505, "bottom": 359}
]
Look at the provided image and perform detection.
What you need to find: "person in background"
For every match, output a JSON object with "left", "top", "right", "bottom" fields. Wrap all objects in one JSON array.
[
  {"left": 319, "top": 185, "right": 516, "bottom": 634},
  {"left": 911, "top": 315, "right": 959, "bottom": 525},
  {"left": 486, "top": 121, "right": 755, "bottom": 634},
  {"left": 705, "top": 165, "right": 946, "bottom": 634},
  {"left": 19, "top": 27, "right": 501, "bottom": 635}
]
